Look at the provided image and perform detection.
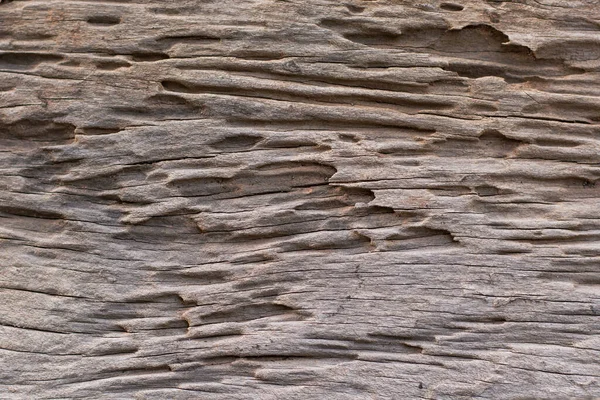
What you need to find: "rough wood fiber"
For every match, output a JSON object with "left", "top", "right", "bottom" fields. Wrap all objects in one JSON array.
[{"left": 1, "top": 0, "right": 600, "bottom": 398}]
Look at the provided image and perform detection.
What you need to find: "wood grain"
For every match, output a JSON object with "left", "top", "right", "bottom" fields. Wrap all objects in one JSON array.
[{"left": 1, "top": 0, "right": 599, "bottom": 398}]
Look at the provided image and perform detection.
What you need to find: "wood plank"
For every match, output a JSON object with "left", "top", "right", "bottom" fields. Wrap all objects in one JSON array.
[{"left": 1, "top": 0, "right": 599, "bottom": 398}]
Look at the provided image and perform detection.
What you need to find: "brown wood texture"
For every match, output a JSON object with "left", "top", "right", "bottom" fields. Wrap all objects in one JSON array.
[{"left": 1, "top": 0, "right": 600, "bottom": 398}]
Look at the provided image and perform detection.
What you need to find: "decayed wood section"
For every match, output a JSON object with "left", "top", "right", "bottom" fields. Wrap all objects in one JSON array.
[{"left": 1, "top": 0, "right": 600, "bottom": 398}]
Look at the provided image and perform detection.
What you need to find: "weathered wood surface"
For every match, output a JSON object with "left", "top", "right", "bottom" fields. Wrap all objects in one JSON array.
[{"left": 1, "top": 0, "right": 600, "bottom": 398}]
